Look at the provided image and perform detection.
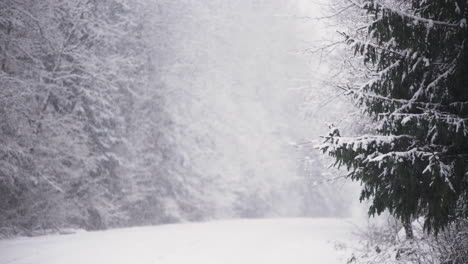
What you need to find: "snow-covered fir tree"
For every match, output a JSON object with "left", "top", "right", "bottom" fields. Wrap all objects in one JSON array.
[{"left": 320, "top": 0, "right": 468, "bottom": 236}]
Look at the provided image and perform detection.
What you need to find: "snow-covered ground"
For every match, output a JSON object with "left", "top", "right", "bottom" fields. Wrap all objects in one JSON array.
[{"left": 0, "top": 218, "right": 355, "bottom": 264}]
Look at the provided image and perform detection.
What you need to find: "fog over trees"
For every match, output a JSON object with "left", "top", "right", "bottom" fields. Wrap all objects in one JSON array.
[
  {"left": 0, "top": 0, "right": 357, "bottom": 235},
  {"left": 2, "top": 0, "right": 468, "bottom": 263}
]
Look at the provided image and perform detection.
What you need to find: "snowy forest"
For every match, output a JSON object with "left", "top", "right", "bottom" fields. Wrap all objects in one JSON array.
[
  {"left": 0, "top": 0, "right": 467, "bottom": 264},
  {"left": 0, "top": 0, "right": 354, "bottom": 233}
]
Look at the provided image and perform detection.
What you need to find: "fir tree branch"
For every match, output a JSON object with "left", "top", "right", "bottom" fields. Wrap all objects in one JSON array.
[
  {"left": 367, "top": 148, "right": 433, "bottom": 163},
  {"left": 374, "top": 1, "right": 461, "bottom": 28},
  {"left": 378, "top": 112, "right": 468, "bottom": 122},
  {"left": 340, "top": 85, "right": 445, "bottom": 110},
  {"left": 348, "top": 0, "right": 462, "bottom": 28},
  {"left": 339, "top": 32, "right": 407, "bottom": 58}
]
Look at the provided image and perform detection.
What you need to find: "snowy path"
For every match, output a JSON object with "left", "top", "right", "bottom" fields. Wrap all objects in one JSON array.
[{"left": 0, "top": 218, "right": 355, "bottom": 264}]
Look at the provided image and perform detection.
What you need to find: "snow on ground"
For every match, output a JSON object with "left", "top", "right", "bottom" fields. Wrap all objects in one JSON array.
[{"left": 0, "top": 218, "right": 355, "bottom": 264}]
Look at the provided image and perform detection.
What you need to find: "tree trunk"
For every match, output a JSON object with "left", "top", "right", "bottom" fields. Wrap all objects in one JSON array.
[{"left": 403, "top": 219, "right": 414, "bottom": 239}]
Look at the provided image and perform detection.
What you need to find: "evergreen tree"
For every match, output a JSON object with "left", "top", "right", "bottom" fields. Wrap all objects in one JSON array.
[
  {"left": 0, "top": 0, "right": 147, "bottom": 233},
  {"left": 320, "top": 0, "right": 468, "bottom": 235}
]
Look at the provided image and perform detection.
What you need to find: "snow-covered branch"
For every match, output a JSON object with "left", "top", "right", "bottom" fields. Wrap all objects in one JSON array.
[{"left": 365, "top": 0, "right": 462, "bottom": 28}]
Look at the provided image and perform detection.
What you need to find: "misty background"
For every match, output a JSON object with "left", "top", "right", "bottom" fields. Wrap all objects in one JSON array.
[{"left": 0, "top": 0, "right": 361, "bottom": 235}]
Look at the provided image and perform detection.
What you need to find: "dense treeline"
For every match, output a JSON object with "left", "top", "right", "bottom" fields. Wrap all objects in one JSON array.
[
  {"left": 0, "top": 0, "right": 352, "bottom": 236},
  {"left": 0, "top": 0, "right": 214, "bottom": 234},
  {"left": 0, "top": 0, "right": 149, "bottom": 234}
]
